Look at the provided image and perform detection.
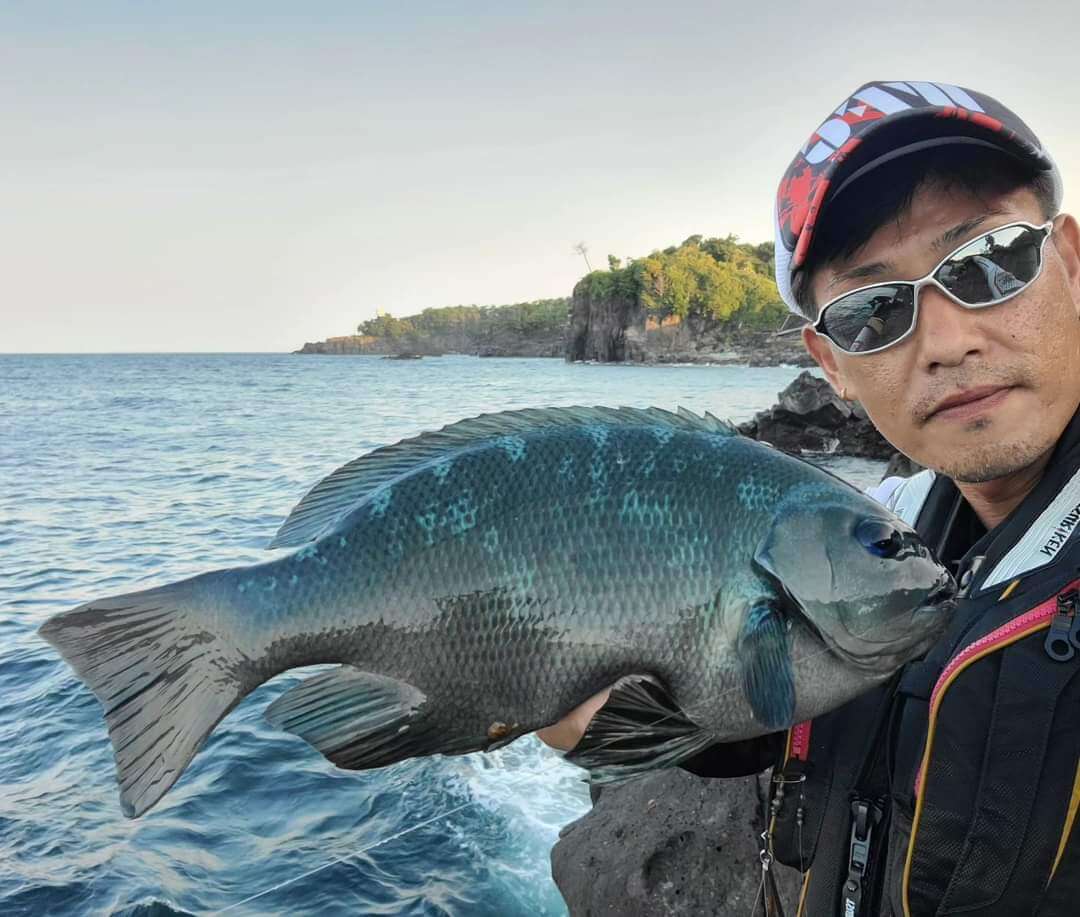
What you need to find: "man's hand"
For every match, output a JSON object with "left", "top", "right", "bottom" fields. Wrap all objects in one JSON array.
[{"left": 535, "top": 687, "right": 612, "bottom": 752}]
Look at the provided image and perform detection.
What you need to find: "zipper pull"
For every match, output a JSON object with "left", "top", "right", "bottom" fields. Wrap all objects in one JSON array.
[
  {"left": 1065, "top": 589, "right": 1080, "bottom": 650},
  {"left": 840, "top": 797, "right": 881, "bottom": 917},
  {"left": 1045, "top": 589, "right": 1078, "bottom": 661}
]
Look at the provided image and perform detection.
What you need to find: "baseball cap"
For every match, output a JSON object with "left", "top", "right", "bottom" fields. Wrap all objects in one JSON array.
[{"left": 774, "top": 80, "right": 1063, "bottom": 314}]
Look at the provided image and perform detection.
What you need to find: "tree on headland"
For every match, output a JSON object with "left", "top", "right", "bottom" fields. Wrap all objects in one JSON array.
[{"left": 573, "top": 242, "right": 593, "bottom": 273}]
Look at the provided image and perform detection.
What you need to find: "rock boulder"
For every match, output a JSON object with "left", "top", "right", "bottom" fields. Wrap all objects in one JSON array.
[{"left": 551, "top": 769, "right": 802, "bottom": 916}]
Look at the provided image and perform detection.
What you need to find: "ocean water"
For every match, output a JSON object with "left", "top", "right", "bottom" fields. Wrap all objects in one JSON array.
[{"left": 0, "top": 354, "right": 884, "bottom": 917}]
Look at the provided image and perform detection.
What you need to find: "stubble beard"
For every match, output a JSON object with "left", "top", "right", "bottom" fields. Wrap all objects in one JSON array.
[{"left": 934, "top": 419, "right": 1054, "bottom": 484}]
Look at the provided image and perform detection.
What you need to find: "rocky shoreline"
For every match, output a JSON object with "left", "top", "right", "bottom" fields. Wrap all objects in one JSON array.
[
  {"left": 295, "top": 282, "right": 812, "bottom": 367},
  {"left": 294, "top": 332, "right": 811, "bottom": 367}
]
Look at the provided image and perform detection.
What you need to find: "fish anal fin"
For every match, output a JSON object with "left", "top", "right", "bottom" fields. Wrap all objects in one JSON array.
[
  {"left": 265, "top": 666, "right": 478, "bottom": 771},
  {"left": 564, "top": 674, "right": 714, "bottom": 784}
]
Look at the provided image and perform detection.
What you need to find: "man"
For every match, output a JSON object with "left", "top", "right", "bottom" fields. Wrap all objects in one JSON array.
[{"left": 539, "top": 81, "right": 1080, "bottom": 915}]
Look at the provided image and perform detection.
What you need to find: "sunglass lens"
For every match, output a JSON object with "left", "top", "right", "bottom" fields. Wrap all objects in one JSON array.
[
  {"left": 820, "top": 285, "right": 916, "bottom": 353},
  {"left": 935, "top": 224, "right": 1046, "bottom": 304}
]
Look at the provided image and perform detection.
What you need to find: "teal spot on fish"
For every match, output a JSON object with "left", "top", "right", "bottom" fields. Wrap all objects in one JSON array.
[
  {"left": 737, "top": 475, "right": 782, "bottom": 511},
  {"left": 496, "top": 435, "right": 526, "bottom": 463},
  {"left": 446, "top": 495, "right": 477, "bottom": 535},
  {"left": 296, "top": 544, "right": 318, "bottom": 561},
  {"left": 482, "top": 525, "right": 500, "bottom": 554},
  {"left": 509, "top": 554, "right": 537, "bottom": 591},
  {"left": 265, "top": 577, "right": 277, "bottom": 592},
  {"left": 369, "top": 487, "right": 393, "bottom": 518},
  {"left": 289, "top": 573, "right": 300, "bottom": 587},
  {"left": 338, "top": 536, "right": 348, "bottom": 548},
  {"left": 672, "top": 456, "right": 688, "bottom": 474},
  {"left": 557, "top": 454, "right": 576, "bottom": 481},
  {"left": 652, "top": 426, "right": 674, "bottom": 445},
  {"left": 586, "top": 424, "right": 610, "bottom": 449},
  {"left": 415, "top": 510, "right": 437, "bottom": 546},
  {"left": 432, "top": 458, "right": 454, "bottom": 483}
]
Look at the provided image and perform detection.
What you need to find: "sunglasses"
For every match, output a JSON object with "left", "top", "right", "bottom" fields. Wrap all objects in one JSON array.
[{"left": 812, "top": 220, "right": 1054, "bottom": 355}]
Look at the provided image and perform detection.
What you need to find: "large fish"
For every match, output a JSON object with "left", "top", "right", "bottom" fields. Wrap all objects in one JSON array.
[{"left": 39, "top": 406, "right": 954, "bottom": 818}]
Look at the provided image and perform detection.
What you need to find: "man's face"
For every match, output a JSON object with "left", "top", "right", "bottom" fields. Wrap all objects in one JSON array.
[{"left": 803, "top": 185, "right": 1080, "bottom": 483}]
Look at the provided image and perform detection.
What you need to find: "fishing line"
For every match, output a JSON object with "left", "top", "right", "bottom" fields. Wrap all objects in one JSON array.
[
  {"left": 212, "top": 612, "right": 937, "bottom": 913},
  {"left": 212, "top": 757, "right": 572, "bottom": 914}
]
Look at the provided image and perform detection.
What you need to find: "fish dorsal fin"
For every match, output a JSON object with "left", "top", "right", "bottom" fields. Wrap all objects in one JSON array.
[{"left": 268, "top": 405, "right": 738, "bottom": 549}]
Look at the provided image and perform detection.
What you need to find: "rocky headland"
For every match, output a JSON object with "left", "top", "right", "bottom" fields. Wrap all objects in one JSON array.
[
  {"left": 294, "top": 327, "right": 565, "bottom": 358},
  {"left": 565, "top": 276, "right": 812, "bottom": 367}
]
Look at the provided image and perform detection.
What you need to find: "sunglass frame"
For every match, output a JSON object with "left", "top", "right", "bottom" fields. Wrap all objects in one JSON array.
[{"left": 812, "top": 219, "right": 1055, "bottom": 356}]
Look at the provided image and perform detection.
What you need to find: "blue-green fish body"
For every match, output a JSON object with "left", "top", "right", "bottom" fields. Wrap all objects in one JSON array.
[{"left": 40, "top": 407, "right": 954, "bottom": 818}]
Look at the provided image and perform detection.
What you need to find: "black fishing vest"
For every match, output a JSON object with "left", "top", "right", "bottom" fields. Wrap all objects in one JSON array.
[{"left": 768, "top": 408, "right": 1080, "bottom": 916}]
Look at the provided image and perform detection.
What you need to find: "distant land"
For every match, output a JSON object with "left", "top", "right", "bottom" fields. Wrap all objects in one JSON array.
[{"left": 296, "top": 234, "right": 812, "bottom": 367}]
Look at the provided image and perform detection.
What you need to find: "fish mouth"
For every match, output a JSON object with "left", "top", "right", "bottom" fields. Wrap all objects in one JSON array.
[{"left": 787, "top": 576, "right": 956, "bottom": 674}]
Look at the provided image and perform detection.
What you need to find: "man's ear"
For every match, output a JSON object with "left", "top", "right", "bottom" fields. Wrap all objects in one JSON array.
[
  {"left": 1052, "top": 213, "right": 1080, "bottom": 315},
  {"left": 802, "top": 326, "right": 851, "bottom": 398}
]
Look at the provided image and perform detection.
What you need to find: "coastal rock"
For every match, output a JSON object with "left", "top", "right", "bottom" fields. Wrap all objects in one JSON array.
[
  {"left": 551, "top": 768, "right": 802, "bottom": 916},
  {"left": 565, "top": 278, "right": 648, "bottom": 363},
  {"left": 739, "top": 371, "right": 896, "bottom": 460},
  {"left": 883, "top": 452, "right": 925, "bottom": 479},
  {"left": 564, "top": 285, "right": 813, "bottom": 367}
]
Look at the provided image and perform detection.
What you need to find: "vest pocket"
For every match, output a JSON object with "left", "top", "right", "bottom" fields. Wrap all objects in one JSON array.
[{"left": 908, "top": 634, "right": 1080, "bottom": 915}]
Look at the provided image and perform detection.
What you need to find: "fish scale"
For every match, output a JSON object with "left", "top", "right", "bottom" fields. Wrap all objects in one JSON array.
[{"left": 39, "top": 406, "right": 954, "bottom": 818}]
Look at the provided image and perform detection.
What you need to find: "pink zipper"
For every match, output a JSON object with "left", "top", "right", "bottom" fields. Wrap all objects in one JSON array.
[
  {"left": 790, "top": 720, "right": 812, "bottom": 761},
  {"left": 914, "top": 582, "right": 1078, "bottom": 796}
]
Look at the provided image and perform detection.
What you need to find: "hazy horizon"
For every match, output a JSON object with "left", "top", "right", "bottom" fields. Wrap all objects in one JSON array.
[{"left": 5, "top": 1, "right": 1078, "bottom": 353}]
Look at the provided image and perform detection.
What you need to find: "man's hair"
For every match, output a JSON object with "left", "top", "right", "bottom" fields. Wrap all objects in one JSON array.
[{"left": 791, "top": 145, "right": 1059, "bottom": 319}]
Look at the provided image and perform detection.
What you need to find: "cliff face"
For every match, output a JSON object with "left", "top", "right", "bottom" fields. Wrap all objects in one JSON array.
[
  {"left": 565, "top": 278, "right": 648, "bottom": 363},
  {"left": 565, "top": 282, "right": 812, "bottom": 366}
]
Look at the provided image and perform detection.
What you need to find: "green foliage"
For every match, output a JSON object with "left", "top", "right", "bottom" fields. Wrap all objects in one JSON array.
[
  {"left": 357, "top": 313, "right": 415, "bottom": 340},
  {"left": 635, "top": 234, "right": 784, "bottom": 327},
  {"left": 579, "top": 262, "right": 643, "bottom": 302},
  {"left": 358, "top": 299, "right": 569, "bottom": 346}
]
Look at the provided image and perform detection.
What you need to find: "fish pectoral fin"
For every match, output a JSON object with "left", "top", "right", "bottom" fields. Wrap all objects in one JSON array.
[
  {"left": 266, "top": 666, "right": 476, "bottom": 771},
  {"left": 564, "top": 674, "right": 715, "bottom": 784},
  {"left": 738, "top": 598, "right": 795, "bottom": 731}
]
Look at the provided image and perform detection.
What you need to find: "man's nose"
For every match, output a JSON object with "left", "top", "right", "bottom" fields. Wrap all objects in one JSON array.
[{"left": 913, "top": 284, "right": 985, "bottom": 370}]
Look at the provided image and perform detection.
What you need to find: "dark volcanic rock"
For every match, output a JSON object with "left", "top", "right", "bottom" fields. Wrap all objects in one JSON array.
[
  {"left": 739, "top": 371, "right": 896, "bottom": 460},
  {"left": 884, "top": 452, "right": 925, "bottom": 479},
  {"left": 551, "top": 768, "right": 802, "bottom": 916}
]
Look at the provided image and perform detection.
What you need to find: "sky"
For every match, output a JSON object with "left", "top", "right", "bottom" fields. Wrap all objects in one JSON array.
[{"left": 4, "top": 1, "right": 1080, "bottom": 353}]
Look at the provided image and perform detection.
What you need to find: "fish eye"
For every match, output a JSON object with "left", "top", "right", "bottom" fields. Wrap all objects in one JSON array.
[{"left": 855, "top": 520, "right": 904, "bottom": 559}]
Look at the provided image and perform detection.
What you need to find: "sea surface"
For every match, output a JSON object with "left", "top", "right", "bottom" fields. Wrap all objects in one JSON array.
[{"left": 0, "top": 354, "right": 884, "bottom": 917}]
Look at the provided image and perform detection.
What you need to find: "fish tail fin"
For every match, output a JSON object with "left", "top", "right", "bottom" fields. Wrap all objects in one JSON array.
[{"left": 38, "top": 574, "right": 250, "bottom": 818}]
